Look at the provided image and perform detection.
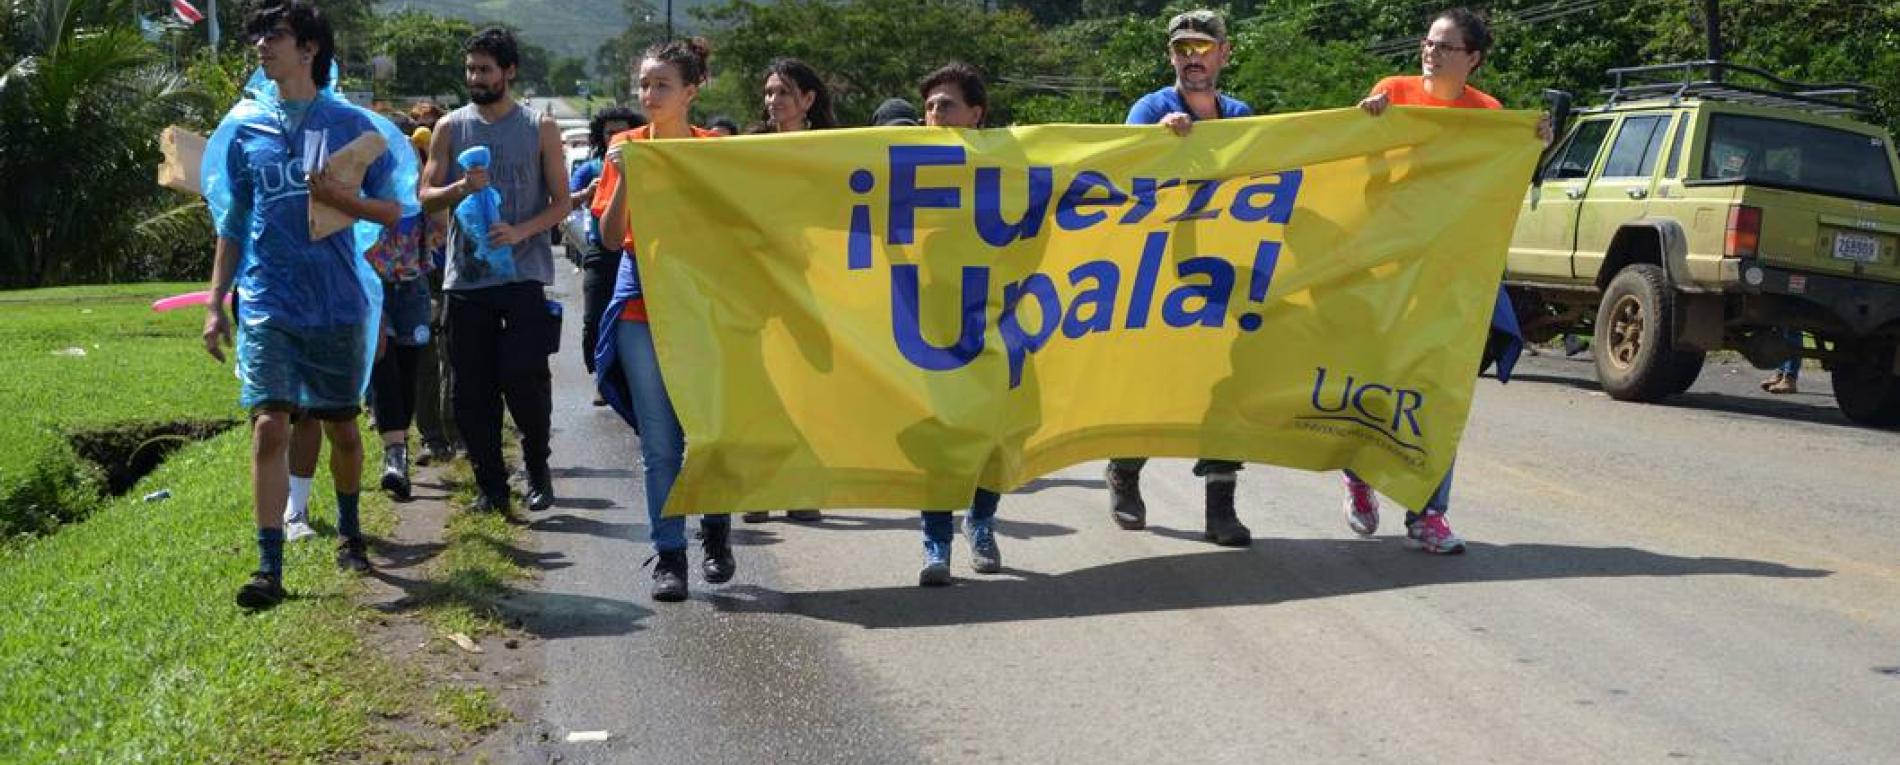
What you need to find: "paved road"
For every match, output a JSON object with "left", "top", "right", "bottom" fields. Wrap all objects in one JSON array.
[
  {"left": 525, "top": 97, "right": 582, "bottom": 121},
  {"left": 494, "top": 264, "right": 1900, "bottom": 763}
]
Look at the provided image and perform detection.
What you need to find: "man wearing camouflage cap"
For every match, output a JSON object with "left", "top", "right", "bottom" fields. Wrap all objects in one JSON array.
[{"left": 1109, "top": 8, "right": 1257, "bottom": 547}]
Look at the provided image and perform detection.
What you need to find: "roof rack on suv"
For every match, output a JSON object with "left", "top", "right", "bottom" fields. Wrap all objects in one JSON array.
[{"left": 1602, "top": 60, "right": 1874, "bottom": 118}]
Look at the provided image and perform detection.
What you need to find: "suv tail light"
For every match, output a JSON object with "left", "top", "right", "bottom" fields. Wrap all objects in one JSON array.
[{"left": 1725, "top": 205, "right": 1762, "bottom": 258}]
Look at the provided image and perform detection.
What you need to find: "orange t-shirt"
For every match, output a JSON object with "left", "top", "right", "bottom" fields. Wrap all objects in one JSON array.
[
  {"left": 1371, "top": 75, "right": 1502, "bottom": 110},
  {"left": 590, "top": 124, "right": 720, "bottom": 322}
]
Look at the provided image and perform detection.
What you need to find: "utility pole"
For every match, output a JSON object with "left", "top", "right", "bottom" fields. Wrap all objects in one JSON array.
[
  {"left": 1703, "top": 0, "right": 1723, "bottom": 62},
  {"left": 666, "top": 0, "right": 674, "bottom": 39}
]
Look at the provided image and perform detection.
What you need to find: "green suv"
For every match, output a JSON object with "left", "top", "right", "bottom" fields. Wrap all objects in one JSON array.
[{"left": 1506, "top": 62, "right": 1900, "bottom": 426}]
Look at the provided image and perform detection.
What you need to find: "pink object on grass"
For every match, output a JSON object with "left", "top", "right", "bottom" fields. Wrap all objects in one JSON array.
[{"left": 150, "top": 291, "right": 229, "bottom": 312}]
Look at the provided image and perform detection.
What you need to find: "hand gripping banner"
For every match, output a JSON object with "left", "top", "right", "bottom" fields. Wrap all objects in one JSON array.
[{"left": 618, "top": 107, "right": 1542, "bottom": 515}]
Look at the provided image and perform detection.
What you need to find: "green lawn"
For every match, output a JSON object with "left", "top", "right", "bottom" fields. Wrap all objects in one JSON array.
[
  {"left": 0, "top": 283, "right": 238, "bottom": 535},
  {"left": 0, "top": 283, "right": 522, "bottom": 760},
  {"left": 0, "top": 429, "right": 414, "bottom": 762}
]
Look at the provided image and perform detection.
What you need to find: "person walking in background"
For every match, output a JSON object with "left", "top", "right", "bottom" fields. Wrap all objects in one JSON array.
[
  {"left": 406, "top": 101, "right": 458, "bottom": 466},
  {"left": 757, "top": 57, "right": 838, "bottom": 135},
  {"left": 1762, "top": 328, "right": 1803, "bottom": 394},
  {"left": 571, "top": 106, "right": 645, "bottom": 406},
  {"left": 741, "top": 57, "right": 838, "bottom": 524},
  {"left": 419, "top": 27, "right": 571, "bottom": 514},
  {"left": 706, "top": 116, "right": 740, "bottom": 136}
]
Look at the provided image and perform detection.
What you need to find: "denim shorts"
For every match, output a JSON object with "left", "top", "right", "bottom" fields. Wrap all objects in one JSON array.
[
  {"left": 237, "top": 321, "right": 369, "bottom": 417},
  {"left": 383, "top": 278, "right": 433, "bottom": 347}
]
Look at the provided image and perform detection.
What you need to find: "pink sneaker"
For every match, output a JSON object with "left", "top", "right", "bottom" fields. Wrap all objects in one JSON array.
[
  {"left": 1405, "top": 514, "right": 1466, "bottom": 555},
  {"left": 1343, "top": 474, "right": 1380, "bottom": 536}
]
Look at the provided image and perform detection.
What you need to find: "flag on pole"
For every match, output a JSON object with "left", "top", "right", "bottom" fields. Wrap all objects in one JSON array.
[{"left": 172, "top": 0, "right": 205, "bottom": 24}]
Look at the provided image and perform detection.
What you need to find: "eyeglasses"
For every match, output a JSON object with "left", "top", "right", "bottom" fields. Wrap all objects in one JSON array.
[
  {"left": 1420, "top": 38, "right": 1472, "bottom": 54},
  {"left": 1170, "top": 39, "right": 1217, "bottom": 58},
  {"left": 249, "top": 27, "right": 291, "bottom": 45}
]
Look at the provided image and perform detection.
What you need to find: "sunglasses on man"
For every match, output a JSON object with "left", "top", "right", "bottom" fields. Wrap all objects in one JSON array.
[{"left": 1170, "top": 39, "right": 1218, "bottom": 57}]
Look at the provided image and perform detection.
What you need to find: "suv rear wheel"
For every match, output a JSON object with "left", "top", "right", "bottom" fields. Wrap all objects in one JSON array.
[
  {"left": 1594, "top": 264, "right": 1707, "bottom": 401},
  {"left": 1831, "top": 340, "right": 1900, "bottom": 427}
]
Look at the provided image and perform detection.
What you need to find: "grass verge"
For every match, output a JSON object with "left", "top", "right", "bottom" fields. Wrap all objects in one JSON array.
[
  {"left": 0, "top": 283, "right": 236, "bottom": 535},
  {"left": 0, "top": 429, "right": 414, "bottom": 762},
  {"left": 413, "top": 458, "right": 533, "bottom": 638}
]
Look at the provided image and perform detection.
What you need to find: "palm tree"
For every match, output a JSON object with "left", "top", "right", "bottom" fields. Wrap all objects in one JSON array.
[{"left": 0, "top": 0, "right": 210, "bottom": 287}]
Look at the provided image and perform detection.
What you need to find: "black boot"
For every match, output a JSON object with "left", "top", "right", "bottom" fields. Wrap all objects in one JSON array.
[
  {"left": 379, "top": 443, "right": 411, "bottom": 501},
  {"left": 651, "top": 550, "right": 689, "bottom": 602},
  {"left": 701, "top": 519, "right": 735, "bottom": 584},
  {"left": 1107, "top": 464, "right": 1147, "bottom": 530},
  {"left": 525, "top": 465, "right": 555, "bottom": 512},
  {"left": 1203, "top": 480, "right": 1251, "bottom": 547}
]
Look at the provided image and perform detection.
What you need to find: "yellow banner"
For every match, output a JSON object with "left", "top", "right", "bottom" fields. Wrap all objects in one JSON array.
[{"left": 621, "top": 107, "right": 1541, "bottom": 514}]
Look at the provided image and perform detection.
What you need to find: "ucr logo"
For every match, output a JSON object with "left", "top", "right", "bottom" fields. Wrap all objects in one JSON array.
[{"left": 1302, "top": 366, "right": 1425, "bottom": 453}]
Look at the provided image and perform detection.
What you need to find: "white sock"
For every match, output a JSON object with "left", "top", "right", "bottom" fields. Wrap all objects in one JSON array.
[{"left": 286, "top": 475, "right": 314, "bottom": 521}]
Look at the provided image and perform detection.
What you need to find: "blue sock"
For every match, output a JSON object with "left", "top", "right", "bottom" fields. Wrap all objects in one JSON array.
[
  {"left": 257, "top": 527, "right": 286, "bottom": 577},
  {"left": 337, "top": 492, "right": 361, "bottom": 539}
]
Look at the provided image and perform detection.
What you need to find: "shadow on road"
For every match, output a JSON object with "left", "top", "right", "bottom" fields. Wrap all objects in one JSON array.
[
  {"left": 1503, "top": 363, "right": 1870, "bottom": 430},
  {"left": 529, "top": 512, "right": 638, "bottom": 540},
  {"left": 368, "top": 563, "right": 652, "bottom": 640},
  {"left": 758, "top": 512, "right": 1078, "bottom": 540},
  {"left": 712, "top": 539, "right": 1830, "bottom": 629},
  {"left": 1013, "top": 477, "right": 1108, "bottom": 493}
]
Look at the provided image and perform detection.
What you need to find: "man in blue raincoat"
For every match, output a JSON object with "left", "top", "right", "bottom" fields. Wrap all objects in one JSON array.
[{"left": 200, "top": 1, "right": 416, "bottom": 610}]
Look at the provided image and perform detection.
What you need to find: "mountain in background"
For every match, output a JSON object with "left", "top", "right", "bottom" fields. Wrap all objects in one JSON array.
[{"left": 379, "top": 0, "right": 736, "bottom": 64}]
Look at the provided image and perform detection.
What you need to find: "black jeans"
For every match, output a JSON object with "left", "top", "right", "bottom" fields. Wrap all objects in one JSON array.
[
  {"left": 446, "top": 283, "right": 554, "bottom": 500},
  {"left": 1108, "top": 457, "right": 1241, "bottom": 476},
  {"left": 415, "top": 268, "right": 459, "bottom": 449},
  {"left": 371, "top": 344, "right": 423, "bottom": 434},
  {"left": 580, "top": 250, "right": 622, "bottom": 373}
]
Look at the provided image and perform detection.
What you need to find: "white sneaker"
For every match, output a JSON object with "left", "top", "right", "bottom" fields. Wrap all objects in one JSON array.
[
  {"left": 285, "top": 502, "right": 315, "bottom": 542},
  {"left": 285, "top": 520, "right": 317, "bottom": 542}
]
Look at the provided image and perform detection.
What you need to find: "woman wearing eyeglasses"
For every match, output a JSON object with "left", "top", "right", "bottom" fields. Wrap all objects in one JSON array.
[{"left": 1344, "top": 7, "right": 1547, "bottom": 555}]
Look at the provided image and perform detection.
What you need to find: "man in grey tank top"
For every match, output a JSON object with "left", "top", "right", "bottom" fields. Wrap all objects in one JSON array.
[{"left": 420, "top": 27, "right": 571, "bottom": 513}]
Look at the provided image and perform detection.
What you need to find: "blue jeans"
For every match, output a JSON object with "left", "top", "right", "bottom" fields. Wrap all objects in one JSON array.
[
  {"left": 1345, "top": 465, "right": 1454, "bottom": 516},
  {"left": 921, "top": 489, "right": 1001, "bottom": 544},
  {"left": 1778, "top": 328, "right": 1803, "bottom": 377},
  {"left": 614, "top": 320, "right": 727, "bottom": 553}
]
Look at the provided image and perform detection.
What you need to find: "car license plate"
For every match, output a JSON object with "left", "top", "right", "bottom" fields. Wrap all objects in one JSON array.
[{"left": 1833, "top": 232, "right": 1881, "bottom": 263}]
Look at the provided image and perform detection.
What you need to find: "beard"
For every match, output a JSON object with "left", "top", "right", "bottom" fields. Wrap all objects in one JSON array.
[
  {"left": 469, "top": 85, "right": 504, "bottom": 105},
  {"left": 1177, "top": 66, "right": 1215, "bottom": 93}
]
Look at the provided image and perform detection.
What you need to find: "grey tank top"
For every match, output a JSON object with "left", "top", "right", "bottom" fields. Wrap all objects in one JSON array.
[{"left": 440, "top": 102, "right": 554, "bottom": 290}]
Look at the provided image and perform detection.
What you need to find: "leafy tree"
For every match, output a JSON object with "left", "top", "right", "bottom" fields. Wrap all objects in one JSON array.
[
  {"left": 364, "top": 9, "right": 477, "bottom": 98},
  {"left": 0, "top": 0, "right": 212, "bottom": 287},
  {"left": 549, "top": 56, "right": 589, "bottom": 96},
  {"left": 594, "top": 0, "right": 668, "bottom": 104},
  {"left": 695, "top": 0, "right": 1052, "bottom": 126}
]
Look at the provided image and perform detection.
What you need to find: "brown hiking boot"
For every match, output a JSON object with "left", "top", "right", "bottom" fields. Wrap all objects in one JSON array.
[{"left": 1763, "top": 372, "right": 1798, "bottom": 395}]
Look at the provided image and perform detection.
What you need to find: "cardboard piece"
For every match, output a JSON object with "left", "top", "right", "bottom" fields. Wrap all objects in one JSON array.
[
  {"left": 308, "top": 131, "right": 387, "bottom": 240},
  {"left": 157, "top": 126, "right": 206, "bottom": 195}
]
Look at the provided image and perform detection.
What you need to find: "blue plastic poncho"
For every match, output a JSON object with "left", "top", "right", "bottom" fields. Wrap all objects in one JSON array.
[
  {"left": 453, "top": 145, "right": 518, "bottom": 281},
  {"left": 201, "top": 66, "right": 421, "bottom": 408}
]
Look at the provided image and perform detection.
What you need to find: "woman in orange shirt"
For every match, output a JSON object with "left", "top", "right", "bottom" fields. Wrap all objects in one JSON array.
[
  {"left": 591, "top": 37, "right": 728, "bottom": 603},
  {"left": 1342, "top": 7, "right": 1547, "bottom": 555}
]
